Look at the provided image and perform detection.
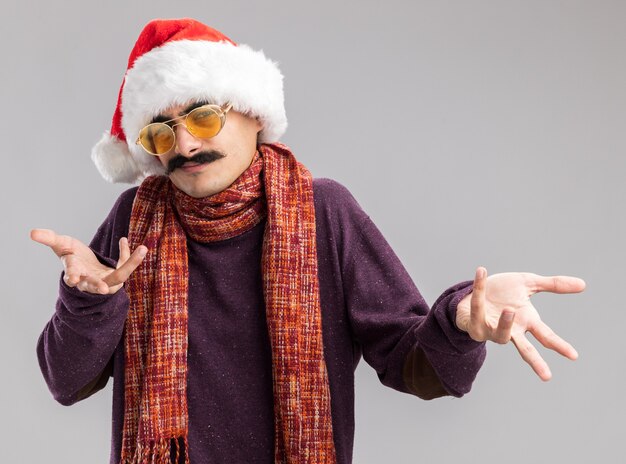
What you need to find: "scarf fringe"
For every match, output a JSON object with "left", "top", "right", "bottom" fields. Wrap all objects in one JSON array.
[{"left": 120, "top": 437, "right": 188, "bottom": 464}]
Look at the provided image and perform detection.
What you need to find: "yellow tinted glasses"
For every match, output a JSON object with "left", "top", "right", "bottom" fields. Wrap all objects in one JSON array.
[{"left": 136, "top": 103, "right": 232, "bottom": 155}]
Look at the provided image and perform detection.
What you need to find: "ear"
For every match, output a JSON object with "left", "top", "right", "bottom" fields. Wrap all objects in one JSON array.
[{"left": 254, "top": 116, "right": 264, "bottom": 134}]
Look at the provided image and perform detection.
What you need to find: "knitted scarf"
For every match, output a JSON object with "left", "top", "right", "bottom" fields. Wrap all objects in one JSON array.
[{"left": 122, "top": 143, "right": 336, "bottom": 464}]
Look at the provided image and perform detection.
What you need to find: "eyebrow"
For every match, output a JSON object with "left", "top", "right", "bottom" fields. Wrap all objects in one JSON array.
[{"left": 150, "top": 100, "right": 211, "bottom": 124}]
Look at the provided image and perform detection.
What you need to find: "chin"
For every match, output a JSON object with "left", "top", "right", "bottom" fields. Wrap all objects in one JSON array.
[
  {"left": 176, "top": 179, "right": 229, "bottom": 199},
  {"left": 171, "top": 162, "right": 239, "bottom": 198}
]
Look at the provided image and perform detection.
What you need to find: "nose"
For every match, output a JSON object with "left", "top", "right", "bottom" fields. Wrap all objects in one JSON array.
[{"left": 174, "top": 124, "right": 203, "bottom": 157}]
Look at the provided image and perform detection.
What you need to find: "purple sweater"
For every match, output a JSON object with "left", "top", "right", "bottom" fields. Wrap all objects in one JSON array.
[{"left": 37, "top": 178, "right": 486, "bottom": 464}]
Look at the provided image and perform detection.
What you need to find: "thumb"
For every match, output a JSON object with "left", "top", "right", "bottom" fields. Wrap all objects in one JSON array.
[{"left": 30, "top": 228, "right": 58, "bottom": 248}]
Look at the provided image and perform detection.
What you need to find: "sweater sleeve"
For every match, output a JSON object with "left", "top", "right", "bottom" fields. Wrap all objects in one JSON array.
[
  {"left": 36, "top": 187, "right": 138, "bottom": 406},
  {"left": 325, "top": 180, "right": 486, "bottom": 399}
]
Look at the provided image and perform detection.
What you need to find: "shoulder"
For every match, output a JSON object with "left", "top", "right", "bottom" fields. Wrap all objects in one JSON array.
[
  {"left": 312, "top": 178, "right": 364, "bottom": 212},
  {"left": 89, "top": 186, "right": 139, "bottom": 257},
  {"left": 108, "top": 186, "right": 139, "bottom": 225},
  {"left": 114, "top": 186, "right": 140, "bottom": 214},
  {"left": 93, "top": 186, "right": 139, "bottom": 239},
  {"left": 312, "top": 177, "right": 371, "bottom": 234},
  {"left": 312, "top": 177, "right": 352, "bottom": 201}
]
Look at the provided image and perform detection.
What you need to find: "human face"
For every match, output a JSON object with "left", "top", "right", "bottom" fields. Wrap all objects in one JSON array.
[{"left": 151, "top": 100, "right": 262, "bottom": 198}]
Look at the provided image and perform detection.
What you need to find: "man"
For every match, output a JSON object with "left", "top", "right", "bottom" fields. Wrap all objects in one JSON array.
[{"left": 31, "top": 18, "right": 585, "bottom": 464}]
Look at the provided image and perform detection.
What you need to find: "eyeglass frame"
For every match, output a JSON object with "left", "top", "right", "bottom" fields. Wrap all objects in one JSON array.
[{"left": 135, "top": 102, "right": 233, "bottom": 156}]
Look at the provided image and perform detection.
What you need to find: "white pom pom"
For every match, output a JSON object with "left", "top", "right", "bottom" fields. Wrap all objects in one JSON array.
[{"left": 91, "top": 131, "right": 143, "bottom": 183}]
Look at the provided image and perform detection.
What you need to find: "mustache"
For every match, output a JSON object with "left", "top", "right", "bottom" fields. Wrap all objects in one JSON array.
[{"left": 166, "top": 150, "right": 226, "bottom": 175}]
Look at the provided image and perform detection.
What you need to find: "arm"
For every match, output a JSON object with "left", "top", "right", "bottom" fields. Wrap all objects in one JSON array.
[
  {"left": 329, "top": 182, "right": 485, "bottom": 399},
  {"left": 33, "top": 189, "right": 145, "bottom": 405},
  {"left": 405, "top": 282, "right": 486, "bottom": 399},
  {"left": 37, "top": 273, "right": 130, "bottom": 405}
]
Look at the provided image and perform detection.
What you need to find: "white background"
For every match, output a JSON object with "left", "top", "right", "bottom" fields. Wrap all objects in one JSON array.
[{"left": 2, "top": 1, "right": 624, "bottom": 462}]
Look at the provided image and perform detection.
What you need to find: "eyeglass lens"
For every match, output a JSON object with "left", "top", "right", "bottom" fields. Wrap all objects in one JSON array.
[{"left": 138, "top": 106, "right": 224, "bottom": 155}]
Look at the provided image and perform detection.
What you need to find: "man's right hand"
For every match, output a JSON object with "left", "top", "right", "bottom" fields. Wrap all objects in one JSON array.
[{"left": 30, "top": 229, "right": 148, "bottom": 295}]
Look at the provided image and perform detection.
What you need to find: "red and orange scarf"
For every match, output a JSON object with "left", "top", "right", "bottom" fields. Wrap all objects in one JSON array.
[{"left": 123, "top": 143, "right": 336, "bottom": 463}]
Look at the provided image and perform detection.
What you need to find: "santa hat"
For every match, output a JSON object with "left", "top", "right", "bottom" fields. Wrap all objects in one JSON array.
[{"left": 91, "top": 18, "right": 287, "bottom": 183}]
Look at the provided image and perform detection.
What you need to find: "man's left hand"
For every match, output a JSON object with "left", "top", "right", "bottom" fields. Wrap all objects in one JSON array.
[{"left": 456, "top": 267, "right": 585, "bottom": 381}]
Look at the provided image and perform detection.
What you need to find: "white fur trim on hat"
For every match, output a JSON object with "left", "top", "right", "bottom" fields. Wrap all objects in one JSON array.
[
  {"left": 91, "top": 131, "right": 156, "bottom": 183},
  {"left": 92, "top": 38, "right": 287, "bottom": 183}
]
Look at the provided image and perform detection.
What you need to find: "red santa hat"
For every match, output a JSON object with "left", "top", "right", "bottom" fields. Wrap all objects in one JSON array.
[{"left": 91, "top": 18, "right": 287, "bottom": 183}]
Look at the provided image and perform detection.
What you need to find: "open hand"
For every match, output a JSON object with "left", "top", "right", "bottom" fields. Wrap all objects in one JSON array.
[
  {"left": 456, "top": 267, "right": 585, "bottom": 381},
  {"left": 30, "top": 229, "right": 147, "bottom": 295}
]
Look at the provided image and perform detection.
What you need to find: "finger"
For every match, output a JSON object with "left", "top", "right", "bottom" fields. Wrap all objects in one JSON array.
[
  {"left": 30, "top": 229, "right": 60, "bottom": 251},
  {"left": 63, "top": 269, "right": 85, "bottom": 287},
  {"left": 117, "top": 237, "right": 131, "bottom": 269},
  {"left": 530, "top": 275, "right": 586, "bottom": 295},
  {"left": 511, "top": 334, "right": 552, "bottom": 381},
  {"left": 76, "top": 275, "right": 109, "bottom": 295},
  {"left": 63, "top": 272, "right": 80, "bottom": 288},
  {"left": 469, "top": 267, "right": 488, "bottom": 338},
  {"left": 103, "top": 245, "right": 148, "bottom": 287},
  {"left": 31, "top": 229, "right": 77, "bottom": 257},
  {"left": 491, "top": 310, "right": 515, "bottom": 344},
  {"left": 530, "top": 320, "right": 578, "bottom": 360},
  {"left": 61, "top": 254, "right": 88, "bottom": 286}
]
